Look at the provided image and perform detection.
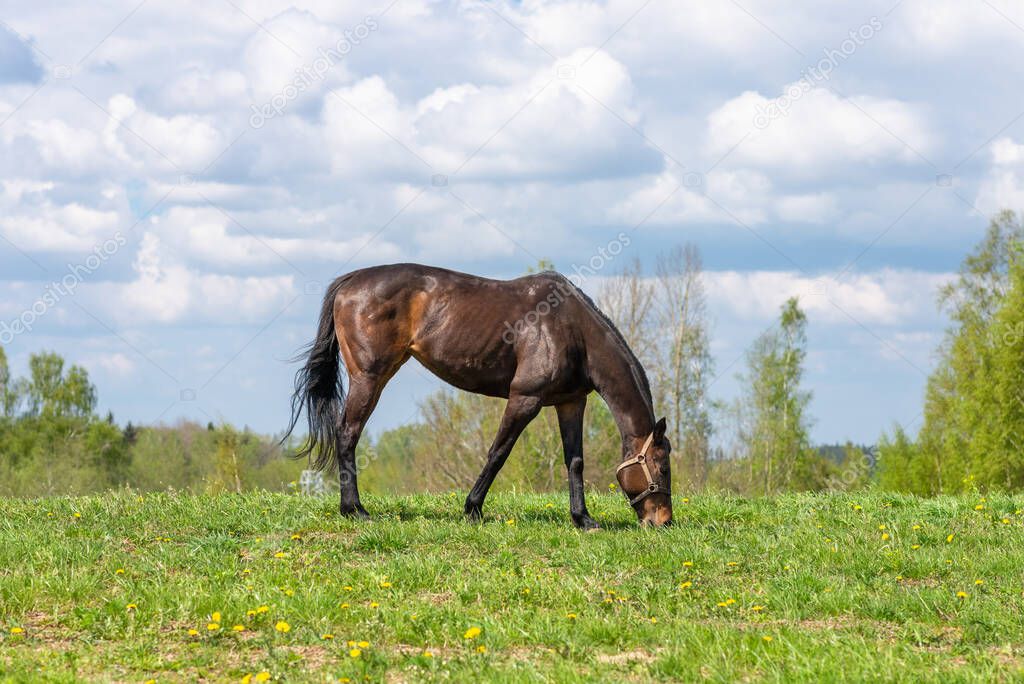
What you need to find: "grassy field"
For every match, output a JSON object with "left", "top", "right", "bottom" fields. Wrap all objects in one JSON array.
[{"left": 2, "top": 490, "right": 1024, "bottom": 682}]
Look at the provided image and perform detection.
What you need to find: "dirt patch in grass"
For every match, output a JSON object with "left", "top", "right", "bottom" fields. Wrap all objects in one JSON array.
[
  {"left": 419, "top": 591, "right": 454, "bottom": 605},
  {"left": 595, "top": 648, "right": 657, "bottom": 664}
]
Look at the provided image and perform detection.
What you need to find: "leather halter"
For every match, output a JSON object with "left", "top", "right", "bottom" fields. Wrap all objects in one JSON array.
[{"left": 615, "top": 432, "right": 669, "bottom": 506}]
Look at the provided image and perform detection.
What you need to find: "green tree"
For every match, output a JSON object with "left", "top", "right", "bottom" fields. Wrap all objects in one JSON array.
[
  {"left": 737, "top": 297, "right": 815, "bottom": 494},
  {"left": 881, "top": 211, "right": 1024, "bottom": 493},
  {"left": 24, "top": 352, "right": 96, "bottom": 418},
  {"left": 0, "top": 346, "right": 11, "bottom": 418}
]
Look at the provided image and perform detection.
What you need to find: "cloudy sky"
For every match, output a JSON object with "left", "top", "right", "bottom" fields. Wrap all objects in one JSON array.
[{"left": 0, "top": 0, "right": 1021, "bottom": 445}]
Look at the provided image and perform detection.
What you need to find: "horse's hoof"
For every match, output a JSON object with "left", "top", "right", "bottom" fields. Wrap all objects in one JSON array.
[
  {"left": 341, "top": 507, "right": 371, "bottom": 521},
  {"left": 464, "top": 505, "right": 483, "bottom": 522},
  {"left": 574, "top": 516, "right": 600, "bottom": 531}
]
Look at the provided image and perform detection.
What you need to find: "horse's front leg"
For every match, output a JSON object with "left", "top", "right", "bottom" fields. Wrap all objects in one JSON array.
[
  {"left": 556, "top": 397, "right": 599, "bottom": 530},
  {"left": 464, "top": 393, "right": 542, "bottom": 521}
]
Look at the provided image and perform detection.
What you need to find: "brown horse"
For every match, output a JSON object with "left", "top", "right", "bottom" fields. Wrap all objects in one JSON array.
[{"left": 284, "top": 263, "right": 672, "bottom": 528}]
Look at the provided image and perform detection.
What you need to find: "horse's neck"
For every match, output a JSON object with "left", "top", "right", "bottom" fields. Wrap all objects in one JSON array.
[{"left": 588, "top": 340, "right": 654, "bottom": 445}]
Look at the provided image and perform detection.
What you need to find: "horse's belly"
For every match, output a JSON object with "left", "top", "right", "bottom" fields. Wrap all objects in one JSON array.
[{"left": 409, "top": 331, "right": 518, "bottom": 398}]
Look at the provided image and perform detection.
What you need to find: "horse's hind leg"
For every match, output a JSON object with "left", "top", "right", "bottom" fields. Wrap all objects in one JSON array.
[
  {"left": 556, "top": 398, "right": 599, "bottom": 530},
  {"left": 336, "top": 368, "right": 400, "bottom": 518}
]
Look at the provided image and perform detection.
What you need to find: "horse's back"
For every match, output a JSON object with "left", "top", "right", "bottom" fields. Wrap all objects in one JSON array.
[{"left": 330, "top": 264, "right": 593, "bottom": 400}]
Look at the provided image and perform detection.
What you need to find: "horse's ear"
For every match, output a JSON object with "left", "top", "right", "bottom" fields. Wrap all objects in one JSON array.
[{"left": 654, "top": 417, "right": 667, "bottom": 439}]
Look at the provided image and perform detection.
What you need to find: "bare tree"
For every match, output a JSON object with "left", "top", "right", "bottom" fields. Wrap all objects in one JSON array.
[
  {"left": 597, "top": 258, "right": 656, "bottom": 368},
  {"left": 654, "top": 245, "right": 713, "bottom": 489}
]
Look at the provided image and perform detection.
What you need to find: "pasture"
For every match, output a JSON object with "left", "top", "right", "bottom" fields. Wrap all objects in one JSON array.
[{"left": 2, "top": 491, "right": 1024, "bottom": 682}]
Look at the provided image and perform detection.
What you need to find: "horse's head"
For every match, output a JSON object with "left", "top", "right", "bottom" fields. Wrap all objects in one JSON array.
[{"left": 615, "top": 417, "right": 672, "bottom": 527}]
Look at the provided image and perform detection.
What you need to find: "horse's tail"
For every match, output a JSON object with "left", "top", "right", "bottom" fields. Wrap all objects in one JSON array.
[{"left": 282, "top": 275, "right": 352, "bottom": 472}]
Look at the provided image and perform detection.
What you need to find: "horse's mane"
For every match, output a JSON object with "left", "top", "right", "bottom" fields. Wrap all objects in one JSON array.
[{"left": 545, "top": 272, "right": 654, "bottom": 415}]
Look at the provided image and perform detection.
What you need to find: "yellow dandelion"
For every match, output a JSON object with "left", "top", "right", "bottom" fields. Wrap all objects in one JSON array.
[
  {"left": 322, "top": 634, "right": 334, "bottom": 640},
  {"left": 349, "top": 648, "right": 362, "bottom": 658},
  {"left": 242, "top": 569, "right": 251, "bottom": 575},
  {"left": 726, "top": 561, "right": 739, "bottom": 567},
  {"left": 187, "top": 629, "right": 199, "bottom": 636},
  {"left": 347, "top": 640, "right": 356, "bottom": 647},
  {"left": 682, "top": 561, "right": 693, "bottom": 567},
  {"left": 126, "top": 604, "right": 138, "bottom": 611},
  {"left": 283, "top": 589, "right": 294, "bottom": 597},
  {"left": 679, "top": 581, "right": 693, "bottom": 589},
  {"left": 522, "top": 588, "right": 531, "bottom": 594},
  {"left": 946, "top": 534, "right": 955, "bottom": 543},
  {"left": 10, "top": 627, "right": 24, "bottom": 634},
  {"left": 608, "top": 483, "right": 616, "bottom": 490},
  {"left": 566, "top": 613, "right": 577, "bottom": 620},
  {"left": 254, "top": 673, "right": 270, "bottom": 683},
  {"left": 379, "top": 580, "right": 392, "bottom": 588},
  {"left": 853, "top": 504, "right": 862, "bottom": 511},
  {"left": 256, "top": 605, "right": 269, "bottom": 614},
  {"left": 956, "top": 591, "right": 968, "bottom": 598},
  {"left": 73, "top": 512, "right": 81, "bottom": 518},
  {"left": 476, "top": 645, "right": 487, "bottom": 654},
  {"left": 975, "top": 579, "right": 984, "bottom": 585},
  {"left": 682, "top": 497, "right": 690, "bottom": 503},
  {"left": 881, "top": 533, "right": 890, "bottom": 541},
  {"left": 649, "top": 617, "right": 658, "bottom": 624},
  {"left": 422, "top": 650, "right": 434, "bottom": 658},
  {"left": 763, "top": 635, "right": 773, "bottom": 642},
  {"left": 912, "top": 524, "right": 921, "bottom": 530},
  {"left": 1002, "top": 518, "right": 1011, "bottom": 525},
  {"left": 752, "top": 605, "right": 765, "bottom": 612},
  {"left": 343, "top": 586, "right": 353, "bottom": 591},
  {"left": 246, "top": 610, "right": 256, "bottom": 617},
  {"left": 340, "top": 603, "right": 350, "bottom": 609},
  {"left": 211, "top": 612, "right": 221, "bottom": 623},
  {"left": 232, "top": 625, "right": 245, "bottom": 632},
  {"left": 241, "top": 674, "right": 252, "bottom": 684},
  {"left": 274, "top": 621, "right": 290, "bottom": 633},
  {"left": 878, "top": 524, "right": 886, "bottom": 530},
  {"left": 975, "top": 504, "right": 985, "bottom": 511},
  {"left": 291, "top": 534, "right": 301, "bottom": 540},
  {"left": 274, "top": 552, "right": 288, "bottom": 559},
  {"left": 207, "top": 623, "right": 220, "bottom": 631},
  {"left": 545, "top": 503, "right": 554, "bottom": 508},
  {"left": 911, "top": 544, "right": 921, "bottom": 549},
  {"left": 115, "top": 568, "right": 125, "bottom": 575},
  {"left": 370, "top": 602, "right": 379, "bottom": 609},
  {"left": 717, "top": 601, "right": 729, "bottom": 608},
  {"left": 464, "top": 626, "right": 482, "bottom": 639}
]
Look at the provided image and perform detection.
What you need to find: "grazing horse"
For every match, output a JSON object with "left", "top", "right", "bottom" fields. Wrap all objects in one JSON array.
[{"left": 283, "top": 263, "right": 673, "bottom": 528}]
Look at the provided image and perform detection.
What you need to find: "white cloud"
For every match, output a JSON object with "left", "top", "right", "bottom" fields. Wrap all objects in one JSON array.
[
  {"left": 106, "top": 95, "right": 227, "bottom": 171},
  {"left": 976, "top": 137, "right": 1024, "bottom": 215},
  {"left": 0, "top": 180, "right": 122, "bottom": 252},
  {"left": 149, "top": 204, "right": 402, "bottom": 270},
  {"left": 323, "top": 48, "right": 659, "bottom": 181},
  {"left": 115, "top": 232, "right": 297, "bottom": 325},
  {"left": 706, "top": 86, "right": 933, "bottom": 173},
  {"left": 89, "top": 352, "right": 137, "bottom": 377},
  {"left": 706, "top": 269, "right": 953, "bottom": 326}
]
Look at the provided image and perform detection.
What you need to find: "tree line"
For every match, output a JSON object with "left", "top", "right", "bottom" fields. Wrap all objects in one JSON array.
[
  {"left": 0, "top": 349, "right": 300, "bottom": 497},
  {"left": 2, "top": 211, "right": 1022, "bottom": 497}
]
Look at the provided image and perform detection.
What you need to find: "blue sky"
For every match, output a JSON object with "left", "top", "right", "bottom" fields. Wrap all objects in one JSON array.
[{"left": 0, "top": 1, "right": 1022, "bottom": 446}]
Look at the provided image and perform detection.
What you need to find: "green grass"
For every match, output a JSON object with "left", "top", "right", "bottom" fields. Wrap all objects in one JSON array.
[{"left": 2, "top": 490, "right": 1024, "bottom": 682}]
